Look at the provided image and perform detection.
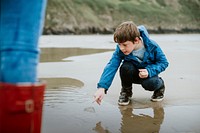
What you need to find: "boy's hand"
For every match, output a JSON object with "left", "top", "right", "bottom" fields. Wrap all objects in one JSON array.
[
  {"left": 93, "top": 88, "right": 105, "bottom": 105},
  {"left": 139, "top": 69, "right": 148, "bottom": 78}
]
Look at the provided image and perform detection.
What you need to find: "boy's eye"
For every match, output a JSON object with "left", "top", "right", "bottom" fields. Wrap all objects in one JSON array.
[
  {"left": 119, "top": 43, "right": 127, "bottom": 46},
  {"left": 122, "top": 44, "right": 127, "bottom": 47}
]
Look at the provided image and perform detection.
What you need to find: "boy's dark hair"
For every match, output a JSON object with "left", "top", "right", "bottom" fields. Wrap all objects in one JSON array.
[{"left": 114, "top": 21, "right": 140, "bottom": 43}]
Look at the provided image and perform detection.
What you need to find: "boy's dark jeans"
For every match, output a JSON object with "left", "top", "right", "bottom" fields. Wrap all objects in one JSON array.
[{"left": 120, "top": 61, "right": 164, "bottom": 91}]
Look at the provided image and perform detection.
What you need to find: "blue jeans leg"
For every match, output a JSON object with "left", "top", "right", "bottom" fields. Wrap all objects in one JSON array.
[
  {"left": 0, "top": 0, "right": 47, "bottom": 83},
  {"left": 141, "top": 76, "right": 164, "bottom": 91},
  {"left": 120, "top": 61, "right": 141, "bottom": 88},
  {"left": 120, "top": 61, "right": 164, "bottom": 91}
]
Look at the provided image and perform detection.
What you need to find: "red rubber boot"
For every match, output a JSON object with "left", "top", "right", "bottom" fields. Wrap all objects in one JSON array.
[{"left": 0, "top": 82, "right": 45, "bottom": 133}]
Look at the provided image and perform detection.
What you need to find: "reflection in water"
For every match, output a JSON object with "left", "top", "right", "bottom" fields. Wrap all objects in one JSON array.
[
  {"left": 119, "top": 106, "right": 164, "bottom": 133},
  {"left": 93, "top": 122, "right": 111, "bottom": 133},
  {"left": 92, "top": 106, "right": 164, "bottom": 133},
  {"left": 40, "top": 47, "right": 114, "bottom": 62},
  {"left": 84, "top": 107, "right": 96, "bottom": 113}
]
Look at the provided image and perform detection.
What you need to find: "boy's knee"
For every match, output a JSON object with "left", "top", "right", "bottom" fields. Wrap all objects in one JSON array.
[
  {"left": 142, "top": 84, "right": 155, "bottom": 91},
  {"left": 142, "top": 77, "right": 164, "bottom": 91}
]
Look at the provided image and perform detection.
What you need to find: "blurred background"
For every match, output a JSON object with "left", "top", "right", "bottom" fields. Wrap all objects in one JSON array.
[{"left": 43, "top": 0, "right": 200, "bottom": 35}]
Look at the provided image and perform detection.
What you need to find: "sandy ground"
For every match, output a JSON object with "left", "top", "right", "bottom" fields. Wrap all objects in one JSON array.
[{"left": 38, "top": 34, "right": 200, "bottom": 133}]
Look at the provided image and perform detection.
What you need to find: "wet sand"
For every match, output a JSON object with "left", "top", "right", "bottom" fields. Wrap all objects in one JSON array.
[{"left": 38, "top": 34, "right": 200, "bottom": 133}]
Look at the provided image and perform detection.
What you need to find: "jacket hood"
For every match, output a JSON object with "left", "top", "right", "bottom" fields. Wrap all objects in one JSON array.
[
  {"left": 138, "top": 25, "right": 157, "bottom": 52},
  {"left": 138, "top": 25, "right": 149, "bottom": 38}
]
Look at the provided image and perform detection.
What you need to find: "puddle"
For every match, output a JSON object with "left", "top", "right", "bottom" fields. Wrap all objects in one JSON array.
[
  {"left": 39, "top": 77, "right": 84, "bottom": 107},
  {"left": 39, "top": 77, "right": 84, "bottom": 89},
  {"left": 40, "top": 47, "right": 114, "bottom": 62}
]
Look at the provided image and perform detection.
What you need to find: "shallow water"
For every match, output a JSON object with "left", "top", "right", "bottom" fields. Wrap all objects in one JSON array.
[{"left": 39, "top": 34, "right": 200, "bottom": 133}]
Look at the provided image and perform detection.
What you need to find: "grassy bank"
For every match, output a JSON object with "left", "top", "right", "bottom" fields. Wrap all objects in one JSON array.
[{"left": 44, "top": 0, "right": 200, "bottom": 34}]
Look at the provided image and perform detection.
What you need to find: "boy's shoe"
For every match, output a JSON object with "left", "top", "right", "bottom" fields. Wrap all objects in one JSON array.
[
  {"left": 151, "top": 85, "right": 165, "bottom": 102},
  {"left": 118, "top": 92, "right": 131, "bottom": 106},
  {"left": 118, "top": 87, "right": 132, "bottom": 106}
]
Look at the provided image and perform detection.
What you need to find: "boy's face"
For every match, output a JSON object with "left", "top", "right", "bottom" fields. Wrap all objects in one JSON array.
[{"left": 118, "top": 41, "right": 135, "bottom": 55}]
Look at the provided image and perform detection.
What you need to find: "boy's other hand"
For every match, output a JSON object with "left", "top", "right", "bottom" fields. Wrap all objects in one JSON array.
[
  {"left": 94, "top": 88, "right": 105, "bottom": 105},
  {"left": 139, "top": 69, "right": 148, "bottom": 78}
]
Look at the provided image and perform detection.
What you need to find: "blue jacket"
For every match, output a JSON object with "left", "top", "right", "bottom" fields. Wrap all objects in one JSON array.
[{"left": 97, "top": 25, "right": 169, "bottom": 90}]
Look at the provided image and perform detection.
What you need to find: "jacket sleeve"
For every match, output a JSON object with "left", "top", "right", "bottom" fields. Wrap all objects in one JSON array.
[
  {"left": 145, "top": 46, "right": 169, "bottom": 77},
  {"left": 97, "top": 46, "right": 122, "bottom": 91}
]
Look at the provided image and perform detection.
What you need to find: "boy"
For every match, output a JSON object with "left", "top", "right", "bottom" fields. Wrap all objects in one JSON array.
[{"left": 94, "top": 21, "right": 169, "bottom": 106}]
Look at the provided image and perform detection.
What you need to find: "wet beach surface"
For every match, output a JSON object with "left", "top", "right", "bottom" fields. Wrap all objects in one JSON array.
[{"left": 38, "top": 34, "right": 200, "bottom": 133}]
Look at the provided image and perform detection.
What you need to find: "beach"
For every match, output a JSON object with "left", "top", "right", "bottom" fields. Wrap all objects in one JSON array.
[{"left": 38, "top": 34, "right": 200, "bottom": 133}]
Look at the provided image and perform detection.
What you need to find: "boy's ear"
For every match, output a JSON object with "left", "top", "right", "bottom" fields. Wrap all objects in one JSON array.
[{"left": 134, "top": 37, "right": 140, "bottom": 43}]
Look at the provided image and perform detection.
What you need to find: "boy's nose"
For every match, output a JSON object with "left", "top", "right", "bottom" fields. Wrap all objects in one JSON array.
[{"left": 120, "top": 48, "right": 126, "bottom": 53}]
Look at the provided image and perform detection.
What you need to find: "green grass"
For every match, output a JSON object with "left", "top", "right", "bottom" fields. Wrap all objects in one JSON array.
[{"left": 44, "top": 0, "right": 200, "bottom": 34}]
